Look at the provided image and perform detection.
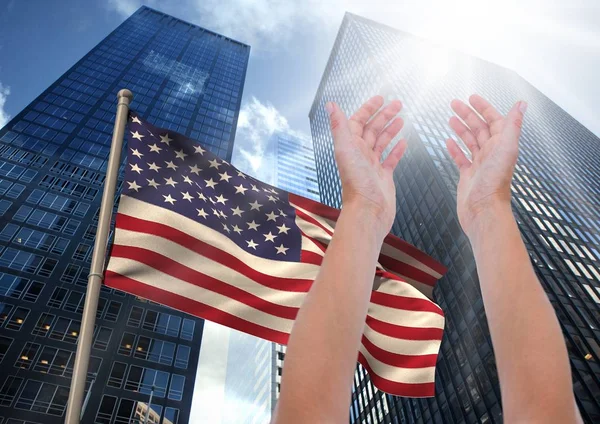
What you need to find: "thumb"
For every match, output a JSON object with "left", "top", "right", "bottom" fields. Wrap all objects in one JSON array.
[
  {"left": 502, "top": 100, "right": 527, "bottom": 147},
  {"left": 326, "top": 102, "right": 352, "bottom": 148}
]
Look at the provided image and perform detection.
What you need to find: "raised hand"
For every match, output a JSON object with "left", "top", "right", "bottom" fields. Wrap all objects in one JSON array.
[
  {"left": 326, "top": 95, "right": 407, "bottom": 235},
  {"left": 446, "top": 94, "right": 527, "bottom": 236}
]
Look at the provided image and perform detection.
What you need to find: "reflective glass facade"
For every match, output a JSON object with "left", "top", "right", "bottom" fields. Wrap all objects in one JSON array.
[
  {"left": 310, "top": 13, "right": 600, "bottom": 424},
  {"left": 273, "top": 132, "right": 320, "bottom": 201},
  {"left": 0, "top": 6, "right": 249, "bottom": 424}
]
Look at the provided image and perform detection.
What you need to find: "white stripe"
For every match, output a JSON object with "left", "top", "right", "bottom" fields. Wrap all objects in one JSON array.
[
  {"left": 363, "top": 325, "right": 441, "bottom": 356},
  {"left": 359, "top": 347, "right": 436, "bottom": 386},
  {"left": 118, "top": 195, "right": 319, "bottom": 279},
  {"left": 113, "top": 227, "right": 311, "bottom": 308},
  {"left": 107, "top": 256, "right": 295, "bottom": 334}
]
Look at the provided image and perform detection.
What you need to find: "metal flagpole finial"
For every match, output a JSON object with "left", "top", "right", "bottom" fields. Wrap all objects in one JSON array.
[{"left": 117, "top": 89, "right": 134, "bottom": 106}]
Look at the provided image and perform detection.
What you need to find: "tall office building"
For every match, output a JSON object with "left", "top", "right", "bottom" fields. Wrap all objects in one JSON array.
[
  {"left": 310, "top": 13, "right": 600, "bottom": 424},
  {"left": 0, "top": 6, "right": 249, "bottom": 424}
]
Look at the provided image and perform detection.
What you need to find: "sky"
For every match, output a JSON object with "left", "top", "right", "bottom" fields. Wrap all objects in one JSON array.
[{"left": 1, "top": 0, "right": 599, "bottom": 421}]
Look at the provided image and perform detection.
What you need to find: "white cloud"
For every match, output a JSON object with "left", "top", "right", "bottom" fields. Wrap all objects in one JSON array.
[
  {"left": 0, "top": 83, "right": 11, "bottom": 129},
  {"left": 232, "top": 97, "right": 309, "bottom": 184}
]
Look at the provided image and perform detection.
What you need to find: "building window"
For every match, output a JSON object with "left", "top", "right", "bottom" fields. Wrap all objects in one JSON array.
[
  {"left": 127, "top": 306, "right": 143, "bottom": 327},
  {"left": 175, "top": 345, "right": 190, "bottom": 369},
  {"left": 114, "top": 398, "right": 163, "bottom": 424},
  {"left": 143, "top": 310, "right": 181, "bottom": 337},
  {"left": 5, "top": 307, "right": 29, "bottom": 331},
  {"left": 48, "top": 287, "right": 68, "bottom": 308},
  {"left": 15, "top": 342, "right": 41, "bottom": 370},
  {"left": 95, "top": 395, "right": 117, "bottom": 424},
  {"left": 168, "top": 374, "right": 185, "bottom": 401},
  {"left": 31, "top": 312, "right": 56, "bottom": 337},
  {"left": 164, "top": 407, "right": 180, "bottom": 424},
  {"left": 60, "top": 263, "right": 81, "bottom": 283},
  {"left": 0, "top": 336, "right": 14, "bottom": 362},
  {"left": 15, "top": 379, "right": 69, "bottom": 416},
  {"left": 0, "top": 375, "right": 23, "bottom": 407},
  {"left": 181, "top": 318, "right": 195, "bottom": 340},
  {"left": 134, "top": 336, "right": 175, "bottom": 366},
  {"left": 108, "top": 362, "right": 127, "bottom": 388},
  {"left": 93, "top": 327, "right": 112, "bottom": 350},
  {"left": 64, "top": 290, "right": 85, "bottom": 313},
  {"left": 125, "top": 366, "right": 169, "bottom": 398},
  {"left": 118, "top": 332, "right": 136, "bottom": 356},
  {"left": 49, "top": 317, "right": 80, "bottom": 343},
  {"left": 0, "top": 302, "right": 13, "bottom": 327},
  {"left": 104, "top": 301, "right": 121, "bottom": 322},
  {"left": 22, "top": 281, "right": 44, "bottom": 302}
]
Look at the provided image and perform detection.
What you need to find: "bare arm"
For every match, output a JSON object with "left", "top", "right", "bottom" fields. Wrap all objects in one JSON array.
[
  {"left": 273, "top": 96, "right": 407, "bottom": 423},
  {"left": 446, "top": 95, "right": 579, "bottom": 423}
]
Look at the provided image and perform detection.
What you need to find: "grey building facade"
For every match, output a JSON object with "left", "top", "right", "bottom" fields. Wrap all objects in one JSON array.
[
  {"left": 0, "top": 6, "right": 249, "bottom": 424},
  {"left": 309, "top": 13, "right": 600, "bottom": 424}
]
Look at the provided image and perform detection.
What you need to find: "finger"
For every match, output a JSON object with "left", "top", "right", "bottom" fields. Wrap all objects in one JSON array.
[
  {"left": 451, "top": 99, "right": 490, "bottom": 143},
  {"left": 469, "top": 94, "right": 504, "bottom": 135},
  {"left": 445, "top": 138, "right": 471, "bottom": 171},
  {"left": 326, "top": 101, "right": 353, "bottom": 149},
  {"left": 363, "top": 100, "right": 402, "bottom": 148},
  {"left": 373, "top": 116, "right": 404, "bottom": 157},
  {"left": 449, "top": 116, "right": 480, "bottom": 155},
  {"left": 501, "top": 101, "right": 527, "bottom": 151},
  {"left": 382, "top": 138, "right": 408, "bottom": 171},
  {"left": 348, "top": 95, "right": 384, "bottom": 137}
]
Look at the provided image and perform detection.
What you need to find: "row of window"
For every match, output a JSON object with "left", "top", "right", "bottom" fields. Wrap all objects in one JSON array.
[
  {"left": 117, "top": 332, "right": 191, "bottom": 369},
  {"left": 96, "top": 395, "right": 179, "bottom": 424},
  {"left": 107, "top": 362, "right": 185, "bottom": 401},
  {"left": 127, "top": 306, "right": 196, "bottom": 340}
]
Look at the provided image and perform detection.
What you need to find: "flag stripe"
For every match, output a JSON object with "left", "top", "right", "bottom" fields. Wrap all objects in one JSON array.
[
  {"left": 116, "top": 211, "right": 314, "bottom": 292},
  {"left": 365, "top": 315, "right": 444, "bottom": 341},
  {"left": 357, "top": 352, "right": 435, "bottom": 398},
  {"left": 105, "top": 270, "right": 291, "bottom": 344},
  {"left": 361, "top": 335, "right": 439, "bottom": 368}
]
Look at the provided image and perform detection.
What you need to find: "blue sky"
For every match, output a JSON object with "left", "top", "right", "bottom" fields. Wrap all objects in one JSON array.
[{"left": 1, "top": 0, "right": 600, "bottom": 182}]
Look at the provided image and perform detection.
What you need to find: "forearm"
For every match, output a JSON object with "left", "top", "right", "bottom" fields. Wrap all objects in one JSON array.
[
  {"left": 467, "top": 203, "right": 577, "bottom": 423},
  {"left": 273, "top": 203, "right": 386, "bottom": 423}
]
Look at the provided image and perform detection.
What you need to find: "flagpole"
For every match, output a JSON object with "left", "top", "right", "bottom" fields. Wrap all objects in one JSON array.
[{"left": 64, "top": 89, "right": 133, "bottom": 424}]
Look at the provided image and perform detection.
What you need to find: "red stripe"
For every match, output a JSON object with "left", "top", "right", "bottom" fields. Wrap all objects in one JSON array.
[
  {"left": 116, "top": 213, "right": 313, "bottom": 292},
  {"left": 290, "top": 192, "right": 447, "bottom": 276},
  {"left": 105, "top": 271, "right": 290, "bottom": 344},
  {"left": 369, "top": 289, "right": 444, "bottom": 316},
  {"left": 366, "top": 315, "right": 444, "bottom": 341},
  {"left": 300, "top": 250, "right": 323, "bottom": 266},
  {"left": 361, "top": 335, "right": 438, "bottom": 368},
  {"left": 111, "top": 245, "right": 301, "bottom": 320},
  {"left": 357, "top": 352, "right": 435, "bottom": 397}
]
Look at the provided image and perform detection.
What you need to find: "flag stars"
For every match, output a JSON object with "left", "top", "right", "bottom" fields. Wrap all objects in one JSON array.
[
  {"left": 197, "top": 192, "right": 207, "bottom": 202},
  {"left": 277, "top": 223, "right": 290, "bottom": 234},
  {"left": 164, "top": 177, "right": 178, "bottom": 187},
  {"left": 165, "top": 161, "right": 178, "bottom": 170},
  {"left": 131, "top": 116, "right": 142, "bottom": 124},
  {"left": 148, "top": 162, "right": 161, "bottom": 172},
  {"left": 212, "top": 209, "right": 221, "bottom": 218},
  {"left": 148, "top": 144, "right": 162, "bottom": 153},
  {"left": 194, "top": 145, "right": 206, "bottom": 155},
  {"left": 246, "top": 239, "right": 259, "bottom": 250},
  {"left": 267, "top": 195, "right": 277, "bottom": 203},
  {"left": 163, "top": 194, "right": 176, "bottom": 205},
  {"left": 197, "top": 208, "right": 208, "bottom": 219},
  {"left": 232, "top": 224, "right": 243, "bottom": 234},
  {"left": 183, "top": 175, "right": 193, "bottom": 185},
  {"left": 147, "top": 178, "right": 160, "bottom": 189},
  {"left": 251, "top": 184, "right": 259, "bottom": 192},
  {"left": 131, "top": 148, "right": 143, "bottom": 158},
  {"left": 181, "top": 192, "right": 194, "bottom": 202},
  {"left": 264, "top": 232, "right": 277, "bottom": 242},
  {"left": 130, "top": 163, "right": 143, "bottom": 174},
  {"left": 236, "top": 171, "right": 247, "bottom": 179},
  {"left": 275, "top": 244, "right": 289, "bottom": 255},
  {"left": 208, "top": 159, "right": 221, "bottom": 169},
  {"left": 175, "top": 149, "right": 188, "bottom": 161},
  {"left": 249, "top": 200, "right": 262, "bottom": 211},
  {"left": 266, "top": 211, "right": 278, "bottom": 222},
  {"left": 127, "top": 181, "right": 141, "bottom": 192},
  {"left": 222, "top": 223, "right": 231, "bottom": 234},
  {"left": 215, "top": 194, "right": 228, "bottom": 205},
  {"left": 189, "top": 164, "right": 201, "bottom": 175},
  {"left": 231, "top": 206, "right": 244, "bottom": 217},
  {"left": 247, "top": 221, "right": 260, "bottom": 231},
  {"left": 131, "top": 131, "right": 145, "bottom": 141},
  {"left": 234, "top": 184, "right": 248, "bottom": 195},
  {"left": 205, "top": 178, "right": 218, "bottom": 189},
  {"left": 159, "top": 133, "right": 172, "bottom": 145},
  {"left": 219, "top": 172, "right": 232, "bottom": 182},
  {"left": 279, "top": 209, "right": 287, "bottom": 217}
]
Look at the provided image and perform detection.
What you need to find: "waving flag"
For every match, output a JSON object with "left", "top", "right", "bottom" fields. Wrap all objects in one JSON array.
[{"left": 104, "top": 113, "right": 447, "bottom": 397}]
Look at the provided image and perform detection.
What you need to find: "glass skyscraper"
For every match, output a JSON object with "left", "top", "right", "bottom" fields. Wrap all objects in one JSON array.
[
  {"left": 310, "top": 13, "right": 600, "bottom": 424},
  {"left": 273, "top": 132, "right": 320, "bottom": 202},
  {"left": 0, "top": 6, "right": 249, "bottom": 424}
]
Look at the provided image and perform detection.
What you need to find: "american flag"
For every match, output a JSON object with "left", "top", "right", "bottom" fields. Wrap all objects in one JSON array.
[{"left": 104, "top": 113, "right": 447, "bottom": 397}]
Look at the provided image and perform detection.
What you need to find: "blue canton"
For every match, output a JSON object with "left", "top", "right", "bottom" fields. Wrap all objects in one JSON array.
[{"left": 122, "top": 113, "right": 301, "bottom": 261}]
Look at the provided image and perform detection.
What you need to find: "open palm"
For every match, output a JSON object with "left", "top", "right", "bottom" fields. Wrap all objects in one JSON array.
[
  {"left": 327, "top": 95, "right": 407, "bottom": 233},
  {"left": 446, "top": 94, "right": 527, "bottom": 236}
]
